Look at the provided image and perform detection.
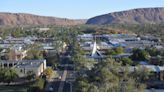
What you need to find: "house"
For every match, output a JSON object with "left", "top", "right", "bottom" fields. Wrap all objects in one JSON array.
[
  {"left": 0, "top": 60, "right": 46, "bottom": 77},
  {"left": 8, "top": 45, "right": 27, "bottom": 60},
  {"left": 42, "top": 41, "right": 67, "bottom": 53},
  {"left": 128, "top": 65, "right": 164, "bottom": 80},
  {"left": 149, "top": 56, "right": 164, "bottom": 65},
  {"left": 112, "top": 53, "right": 132, "bottom": 59},
  {"left": 77, "top": 34, "right": 93, "bottom": 41},
  {"left": 38, "top": 28, "right": 50, "bottom": 32},
  {"left": 15, "top": 60, "right": 46, "bottom": 77}
]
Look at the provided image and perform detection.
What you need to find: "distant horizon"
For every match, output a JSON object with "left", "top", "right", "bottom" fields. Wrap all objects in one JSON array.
[
  {"left": 1, "top": 7, "right": 163, "bottom": 20},
  {"left": 1, "top": 0, "right": 164, "bottom": 19}
]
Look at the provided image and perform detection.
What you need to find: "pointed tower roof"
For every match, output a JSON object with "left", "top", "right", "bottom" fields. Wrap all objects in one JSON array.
[{"left": 91, "top": 41, "right": 101, "bottom": 58}]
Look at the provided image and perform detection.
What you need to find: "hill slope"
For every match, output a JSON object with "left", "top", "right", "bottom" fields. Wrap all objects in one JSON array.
[
  {"left": 0, "top": 13, "right": 86, "bottom": 26},
  {"left": 86, "top": 8, "right": 164, "bottom": 25}
]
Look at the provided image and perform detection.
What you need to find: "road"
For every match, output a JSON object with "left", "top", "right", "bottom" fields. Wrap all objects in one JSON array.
[
  {"left": 58, "top": 69, "right": 68, "bottom": 92},
  {"left": 44, "top": 70, "right": 63, "bottom": 91},
  {"left": 58, "top": 46, "right": 75, "bottom": 92},
  {"left": 45, "top": 46, "right": 75, "bottom": 92}
]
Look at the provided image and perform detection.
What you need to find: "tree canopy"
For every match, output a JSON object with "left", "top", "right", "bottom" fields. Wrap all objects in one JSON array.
[{"left": 74, "top": 58, "right": 146, "bottom": 92}]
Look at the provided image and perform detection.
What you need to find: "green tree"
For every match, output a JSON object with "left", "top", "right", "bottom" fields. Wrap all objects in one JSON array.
[
  {"left": 114, "top": 47, "right": 124, "bottom": 54},
  {"left": 131, "top": 48, "right": 149, "bottom": 61},
  {"left": 106, "top": 47, "right": 124, "bottom": 56},
  {"left": 3, "top": 68, "right": 18, "bottom": 85},
  {"left": 26, "top": 71, "right": 36, "bottom": 81},
  {"left": 74, "top": 77, "right": 90, "bottom": 92},
  {"left": 28, "top": 78, "right": 46, "bottom": 92},
  {"left": 106, "top": 49, "right": 117, "bottom": 56},
  {"left": 145, "top": 48, "right": 158, "bottom": 56},
  {"left": 121, "top": 57, "right": 133, "bottom": 66},
  {"left": 25, "top": 44, "right": 43, "bottom": 60},
  {"left": 0, "top": 68, "right": 5, "bottom": 82},
  {"left": 158, "top": 58, "right": 164, "bottom": 66},
  {"left": 43, "top": 67, "right": 53, "bottom": 79},
  {"left": 118, "top": 78, "right": 146, "bottom": 92},
  {"left": 131, "top": 66, "right": 150, "bottom": 82},
  {"left": 75, "top": 57, "right": 146, "bottom": 92}
]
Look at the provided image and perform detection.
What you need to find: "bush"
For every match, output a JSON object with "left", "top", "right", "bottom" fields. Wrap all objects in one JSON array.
[
  {"left": 121, "top": 57, "right": 133, "bottom": 66},
  {"left": 27, "top": 78, "right": 46, "bottom": 92},
  {"left": 27, "top": 86, "right": 41, "bottom": 92},
  {"left": 0, "top": 68, "right": 18, "bottom": 84}
]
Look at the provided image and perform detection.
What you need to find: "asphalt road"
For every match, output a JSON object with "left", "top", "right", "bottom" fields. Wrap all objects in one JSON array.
[
  {"left": 58, "top": 69, "right": 68, "bottom": 92},
  {"left": 49, "top": 81, "right": 70, "bottom": 92},
  {"left": 49, "top": 46, "right": 74, "bottom": 92}
]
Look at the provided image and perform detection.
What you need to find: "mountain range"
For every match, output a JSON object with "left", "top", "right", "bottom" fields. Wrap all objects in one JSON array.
[
  {"left": 0, "top": 7, "right": 164, "bottom": 26},
  {"left": 0, "top": 13, "right": 86, "bottom": 26},
  {"left": 86, "top": 8, "right": 164, "bottom": 25}
]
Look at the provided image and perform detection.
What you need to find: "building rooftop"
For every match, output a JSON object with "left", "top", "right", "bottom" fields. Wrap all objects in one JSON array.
[
  {"left": 0, "top": 60, "right": 46, "bottom": 67},
  {"left": 128, "top": 65, "right": 164, "bottom": 73},
  {"left": 15, "top": 61, "right": 43, "bottom": 68}
]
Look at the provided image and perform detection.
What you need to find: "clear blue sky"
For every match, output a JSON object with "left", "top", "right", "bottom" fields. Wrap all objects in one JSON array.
[{"left": 1, "top": 0, "right": 164, "bottom": 19}]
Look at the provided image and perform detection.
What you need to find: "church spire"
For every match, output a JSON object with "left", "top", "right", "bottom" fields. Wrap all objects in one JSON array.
[{"left": 91, "top": 35, "right": 98, "bottom": 57}]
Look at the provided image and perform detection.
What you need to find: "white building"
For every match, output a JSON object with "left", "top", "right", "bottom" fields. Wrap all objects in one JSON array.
[{"left": 0, "top": 60, "right": 46, "bottom": 77}]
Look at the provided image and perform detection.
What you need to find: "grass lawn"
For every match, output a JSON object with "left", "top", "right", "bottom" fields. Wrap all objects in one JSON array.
[
  {"left": 0, "top": 83, "right": 33, "bottom": 92},
  {"left": 0, "top": 78, "right": 46, "bottom": 92}
]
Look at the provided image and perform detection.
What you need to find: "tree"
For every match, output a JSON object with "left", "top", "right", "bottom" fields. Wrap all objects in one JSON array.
[
  {"left": 26, "top": 71, "right": 36, "bottom": 81},
  {"left": 106, "top": 47, "right": 124, "bottom": 56},
  {"left": 74, "top": 77, "right": 90, "bottom": 92},
  {"left": 70, "top": 38, "right": 87, "bottom": 71},
  {"left": 106, "top": 49, "right": 117, "bottom": 56},
  {"left": 114, "top": 47, "right": 124, "bottom": 54},
  {"left": 145, "top": 48, "right": 158, "bottom": 56},
  {"left": 27, "top": 78, "right": 46, "bottom": 92},
  {"left": 27, "top": 86, "right": 41, "bottom": 92},
  {"left": 43, "top": 67, "right": 53, "bottom": 79},
  {"left": 121, "top": 57, "right": 133, "bottom": 66},
  {"left": 0, "top": 68, "right": 5, "bottom": 82},
  {"left": 88, "top": 84, "right": 99, "bottom": 92},
  {"left": 159, "top": 59, "right": 164, "bottom": 66},
  {"left": 131, "top": 66, "right": 150, "bottom": 82},
  {"left": 3, "top": 68, "right": 18, "bottom": 84},
  {"left": 118, "top": 78, "right": 146, "bottom": 92},
  {"left": 74, "top": 58, "right": 146, "bottom": 92},
  {"left": 25, "top": 44, "right": 43, "bottom": 60},
  {"left": 131, "top": 48, "right": 149, "bottom": 61}
]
